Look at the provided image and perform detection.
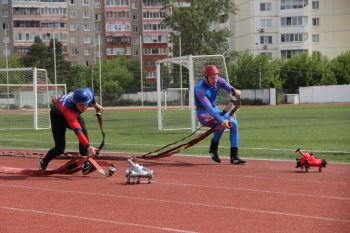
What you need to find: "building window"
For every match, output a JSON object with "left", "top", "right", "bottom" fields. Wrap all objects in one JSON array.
[
  {"left": 133, "top": 49, "right": 139, "bottom": 56},
  {"left": 83, "top": 10, "right": 91, "bottom": 18},
  {"left": 133, "top": 37, "right": 139, "bottom": 45},
  {"left": 260, "top": 19, "right": 272, "bottom": 28},
  {"left": 70, "top": 23, "right": 77, "bottom": 31},
  {"left": 312, "top": 51, "right": 320, "bottom": 57},
  {"left": 83, "top": 0, "right": 90, "bottom": 5},
  {"left": 260, "top": 52, "right": 272, "bottom": 60},
  {"left": 281, "top": 16, "right": 305, "bottom": 27},
  {"left": 95, "top": 14, "right": 101, "bottom": 21},
  {"left": 2, "top": 10, "right": 8, "bottom": 17},
  {"left": 95, "top": 1, "right": 101, "bottom": 8},
  {"left": 312, "top": 34, "right": 319, "bottom": 43},
  {"left": 132, "top": 1, "right": 137, "bottom": 9},
  {"left": 70, "top": 0, "right": 76, "bottom": 4},
  {"left": 70, "top": 10, "right": 77, "bottom": 18},
  {"left": 84, "top": 23, "right": 90, "bottom": 31},
  {"left": 260, "top": 3, "right": 272, "bottom": 11},
  {"left": 312, "top": 17, "right": 319, "bottom": 26},
  {"left": 280, "top": 0, "right": 308, "bottom": 10},
  {"left": 96, "top": 26, "right": 102, "bottom": 33},
  {"left": 145, "top": 71, "right": 156, "bottom": 79},
  {"left": 72, "top": 48, "right": 79, "bottom": 55},
  {"left": 70, "top": 36, "right": 78, "bottom": 43},
  {"left": 106, "top": 0, "right": 129, "bottom": 6},
  {"left": 144, "top": 35, "right": 166, "bottom": 43},
  {"left": 84, "top": 48, "right": 92, "bottom": 55},
  {"left": 84, "top": 36, "right": 91, "bottom": 43},
  {"left": 281, "top": 49, "right": 307, "bottom": 59},
  {"left": 260, "top": 36, "right": 272, "bottom": 44},
  {"left": 312, "top": 1, "right": 319, "bottom": 9},
  {"left": 133, "top": 26, "right": 138, "bottom": 32},
  {"left": 2, "top": 23, "right": 8, "bottom": 29},
  {"left": 281, "top": 33, "right": 304, "bottom": 42}
]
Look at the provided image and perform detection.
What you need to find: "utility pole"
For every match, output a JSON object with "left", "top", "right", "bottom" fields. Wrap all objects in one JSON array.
[
  {"left": 98, "top": 34, "right": 102, "bottom": 105},
  {"left": 4, "top": 28, "right": 9, "bottom": 108},
  {"left": 140, "top": 34, "right": 144, "bottom": 108},
  {"left": 258, "top": 62, "right": 262, "bottom": 89},
  {"left": 53, "top": 36, "right": 57, "bottom": 98}
]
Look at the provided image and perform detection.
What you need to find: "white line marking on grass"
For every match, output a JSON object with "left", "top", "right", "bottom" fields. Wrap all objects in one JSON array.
[
  {"left": 1, "top": 184, "right": 349, "bottom": 224},
  {"left": 0, "top": 206, "right": 198, "bottom": 233},
  {"left": 1, "top": 139, "right": 350, "bottom": 154}
]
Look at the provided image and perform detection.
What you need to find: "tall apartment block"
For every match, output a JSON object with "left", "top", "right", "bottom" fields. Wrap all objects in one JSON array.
[
  {"left": 230, "top": 0, "right": 350, "bottom": 59},
  {"left": 0, "top": 0, "right": 169, "bottom": 82}
]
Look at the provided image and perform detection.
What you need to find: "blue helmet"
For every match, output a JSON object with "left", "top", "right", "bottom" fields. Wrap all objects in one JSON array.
[{"left": 73, "top": 88, "right": 94, "bottom": 104}]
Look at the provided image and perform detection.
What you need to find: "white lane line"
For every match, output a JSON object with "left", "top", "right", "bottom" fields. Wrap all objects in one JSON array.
[
  {"left": 152, "top": 169, "right": 350, "bottom": 185},
  {"left": 0, "top": 206, "right": 198, "bottom": 233},
  {"left": 1, "top": 184, "right": 349, "bottom": 224},
  {"left": 150, "top": 180, "right": 350, "bottom": 201}
]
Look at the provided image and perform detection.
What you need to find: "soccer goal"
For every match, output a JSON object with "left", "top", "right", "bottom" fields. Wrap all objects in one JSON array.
[
  {"left": 0, "top": 67, "right": 66, "bottom": 130},
  {"left": 156, "top": 55, "right": 230, "bottom": 132}
]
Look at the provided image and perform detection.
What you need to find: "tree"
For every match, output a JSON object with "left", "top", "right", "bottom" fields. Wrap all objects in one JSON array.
[
  {"left": 163, "top": 0, "right": 237, "bottom": 56},
  {"left": 280, "top": 54, "right": 336, "bottom": 93},
  {"left": 228, "top": 53, "right": 273, "bottom": 89},
  {"left": 100, "top": 58, "right": 134, "bottom": 105},
  {"left": 117, "top": 57, "right": 142, "bottom": 92},
  {"left": 46, "top": 39, "right": 73, "bottom": 86},
  {"left": 0, "top": 56, "right": 23, "bottom": 69},
  {"left": 330, "top": 51, "right": 350, "bottom": 84},
  {"left": 21, "top": 36, "right": 48, "bottom": 68}
]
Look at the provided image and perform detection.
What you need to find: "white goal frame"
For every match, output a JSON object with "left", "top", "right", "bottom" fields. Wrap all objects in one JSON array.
[
  {"left": 156, "top": 55, "right": 230, "bottom": 132},
  {"left": 0, "top": 67, "right": 66, "bottom": 130}
]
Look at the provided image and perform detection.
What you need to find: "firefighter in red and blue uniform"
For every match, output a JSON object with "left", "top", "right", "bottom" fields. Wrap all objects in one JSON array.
[
  {"left": 194, "top": 65, "right": 246, "bottom": 164},
  {"left": 39, "top": 88, "right": 103, "bottom": 174}
]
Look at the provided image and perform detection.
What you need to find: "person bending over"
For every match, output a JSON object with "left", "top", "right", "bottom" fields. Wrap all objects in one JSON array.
[
  {"left": 194, "top": 65, "right": 246, "bottom": 165},
  {"left": 39, "top": 87, "right": 103, "bottom": 174}
]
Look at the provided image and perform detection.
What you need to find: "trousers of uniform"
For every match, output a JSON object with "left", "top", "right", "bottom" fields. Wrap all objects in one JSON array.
[{"left": 42, "top": 109, "right": 89, "bottom": 164}]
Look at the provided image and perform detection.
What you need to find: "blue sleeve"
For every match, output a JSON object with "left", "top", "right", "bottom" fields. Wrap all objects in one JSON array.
[
  {"left": 217, "top": 77, "right": 233, "bottom": 92},
  {"left": 195, "top": 85, "right": 225, "bottom": 124}
]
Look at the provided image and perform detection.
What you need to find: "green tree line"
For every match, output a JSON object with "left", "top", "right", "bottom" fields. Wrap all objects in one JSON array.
[{"left": 0, "top": 36, "right": 349, "bottom": 106}]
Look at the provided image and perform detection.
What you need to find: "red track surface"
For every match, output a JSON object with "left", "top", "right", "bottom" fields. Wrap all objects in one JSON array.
[{"left": 1, "top": 154, "right": 349, "bottom": 233}]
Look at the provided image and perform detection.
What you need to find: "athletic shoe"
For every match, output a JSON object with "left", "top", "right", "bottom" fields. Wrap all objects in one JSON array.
[
  {"left": 230, "top": 156, "right": 246, "bottom": 165},
  {"left": 82, "top": 161, "right": 96, "bottom": 175},
  {"left": 209, "top": 151, "right": 221, "bottom": 163},
  {"left": 39, "top": 160, "right": 48, "bottom": 171}
]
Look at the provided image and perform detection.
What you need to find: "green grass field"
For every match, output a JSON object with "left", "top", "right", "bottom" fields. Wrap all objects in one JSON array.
[{"left": 0, "top": 104, "right": 349, "bottom": 163}]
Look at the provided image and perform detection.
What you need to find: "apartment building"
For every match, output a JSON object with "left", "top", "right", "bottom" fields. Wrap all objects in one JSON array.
[
  {"left": 0, "top": 0, "right": 169, "bottom": 82},
  {"left": 231, "top": 0, "right": 350, "bottom": 59},
  {"left": 0, "top": 0, "right": 96, "bottom": 65}
]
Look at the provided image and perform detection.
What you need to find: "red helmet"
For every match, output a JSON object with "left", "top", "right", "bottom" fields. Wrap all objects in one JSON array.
[{"left": 204, "top": 65, "right": 220, "bottom": 77}]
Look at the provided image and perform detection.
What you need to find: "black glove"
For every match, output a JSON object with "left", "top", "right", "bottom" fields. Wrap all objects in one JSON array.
[
  {"left": 229, "top": 88, "right": 237, "bottom": 101},
  {"left": 231, "top": 88, "right": 237, "bottom": 96}
]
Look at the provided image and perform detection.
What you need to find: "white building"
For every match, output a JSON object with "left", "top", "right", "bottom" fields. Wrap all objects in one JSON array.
[{"left": 230, "top": 0, "right": 350, "bottom": 59}]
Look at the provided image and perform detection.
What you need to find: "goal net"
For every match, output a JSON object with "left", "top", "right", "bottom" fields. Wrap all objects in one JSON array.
[
  {"left": 156, "top": 55, "right": 230, "bottom": 132},
  {"left": 0, "top": 68, "right": 66, "bottom": 130}
]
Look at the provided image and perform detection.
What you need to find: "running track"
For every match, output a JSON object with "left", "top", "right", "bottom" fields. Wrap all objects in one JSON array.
[{"left": 1, "top": 154, "right": 349, "bottom": 233}]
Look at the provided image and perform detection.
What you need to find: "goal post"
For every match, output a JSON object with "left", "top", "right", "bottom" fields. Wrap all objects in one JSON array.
[
  {"left": 0, "top": 67, "right": 66, "bottom": 130},
  {"left": 156, "top": 55, "right": 230, "bottom": 132}
]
